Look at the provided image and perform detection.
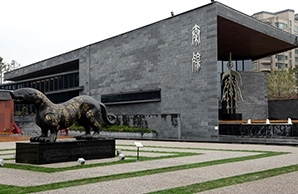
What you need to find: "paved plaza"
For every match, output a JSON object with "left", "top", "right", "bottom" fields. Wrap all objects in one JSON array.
[{"left": 1, "top": 138, "right": 298, "bottom": 193}]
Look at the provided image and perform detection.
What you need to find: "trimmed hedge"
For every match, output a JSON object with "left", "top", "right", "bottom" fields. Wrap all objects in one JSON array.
[{"left": 68, "top": 123, "right": 156, "bottom": 133}]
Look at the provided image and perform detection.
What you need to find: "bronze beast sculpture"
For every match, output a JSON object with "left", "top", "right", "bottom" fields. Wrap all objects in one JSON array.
[{"left": 10, "top": 88, "right": 116, "bottom": 142}]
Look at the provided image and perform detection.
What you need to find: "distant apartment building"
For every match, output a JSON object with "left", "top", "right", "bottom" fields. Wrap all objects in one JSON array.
[{"left": 252, "top": 10, "right": 298, "bottom": 71}]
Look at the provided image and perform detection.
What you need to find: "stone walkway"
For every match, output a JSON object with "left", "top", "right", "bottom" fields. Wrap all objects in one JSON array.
[{"left": 1, "top": 139, "right": 298, "bottom": 193}]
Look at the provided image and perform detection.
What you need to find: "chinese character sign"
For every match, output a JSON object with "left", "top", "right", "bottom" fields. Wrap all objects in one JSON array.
[
  {"left": 192, "top": 24, "right": 201, "bottom": 47},
  {"left": 192, "top": 52, "right": 201, "bottom": 73},
  {"left": 191, "top": 24, "right": 201, "bottom": 73}
]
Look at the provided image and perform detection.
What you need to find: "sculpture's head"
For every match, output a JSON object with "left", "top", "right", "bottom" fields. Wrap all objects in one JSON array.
[{"left": 10, "top": 88, "right": 42, "bottom": 104}]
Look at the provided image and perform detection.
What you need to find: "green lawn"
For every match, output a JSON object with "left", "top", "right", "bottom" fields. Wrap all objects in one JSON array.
[{"left": 0, "top": 144, "right": 292, "bottom": 194}]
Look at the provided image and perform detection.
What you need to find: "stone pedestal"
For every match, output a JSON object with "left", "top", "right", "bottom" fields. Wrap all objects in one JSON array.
[
  {"left": 222, "top": 113, "right": 242, "bottom": 120},
  {"left": 16, "top": 138, "right": 115, "bottom": 165}
]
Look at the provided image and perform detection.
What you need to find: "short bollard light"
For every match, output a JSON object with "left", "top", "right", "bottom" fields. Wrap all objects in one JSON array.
[
  {"left": 0, "top": 158, "right": 5, "bottom": 167},
  {"left": 266, "top": 119, "right": 270, "bottom": 124},
  {"left": 116, "top": 150, "right": 125, "bottom": 160},
  {"left": 134, "top": 141, "right": 143, "bottom": 161},
  {"left": 77, "top": 158, "right": 85, "bottom": 165}
]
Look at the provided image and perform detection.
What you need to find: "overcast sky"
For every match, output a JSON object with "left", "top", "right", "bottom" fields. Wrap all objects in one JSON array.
[{"left": 1, "top": 0, "right": 297, "bottom": 66}]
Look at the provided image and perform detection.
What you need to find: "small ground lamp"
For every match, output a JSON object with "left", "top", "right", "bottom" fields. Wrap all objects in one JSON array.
[{"left": 77, "top": 158, "right": 85, "bottom": 165}]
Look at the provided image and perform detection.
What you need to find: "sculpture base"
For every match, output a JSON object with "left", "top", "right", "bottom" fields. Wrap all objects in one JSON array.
[
  {"left": 222, "top": 113, "right": 242, "bottom": 120},
  {"left": 16, "top": 138, "right": 115, "bottom": 165}
]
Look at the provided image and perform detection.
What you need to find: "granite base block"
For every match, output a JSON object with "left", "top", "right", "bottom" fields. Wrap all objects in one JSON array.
[{"left": 16, "top": 139, "right": 115, "bottom": 164}]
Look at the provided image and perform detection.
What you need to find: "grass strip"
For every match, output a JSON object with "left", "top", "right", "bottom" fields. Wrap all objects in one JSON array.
[
  {"left": 1, "top": 158, "right": 14, "bottom": 161},
  {"left": 0, "top": 151, "right": 285, "bottom": 193},
  {"left": 0, "top": 148, "right": 15, "bottom": 151},
  {"left": 0, "top": 153, "right": 14, "bottom": 156},
  {"left": 149, "top": 163, "right": 298, "bottom": 193},
  {"left": 0, "top": 145, "right": 271, "bottom": 174},
  {"left": 117, "top": 144, "right": 271, "bottom": 153},
  {"left": 3, "top": 151, "right": 197, "bottom": 173}
]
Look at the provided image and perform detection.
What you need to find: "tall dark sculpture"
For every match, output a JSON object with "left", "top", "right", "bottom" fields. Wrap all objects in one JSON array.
[
  {"left": 10, "top": 88, "right": 116, "bottom": 142},
  {"left": 221, "top": 52, "right": 243, "bottom": 118}
]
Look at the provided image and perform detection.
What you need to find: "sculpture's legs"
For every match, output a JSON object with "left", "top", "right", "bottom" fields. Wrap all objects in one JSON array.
[
  {"left": 30, "top": 128, "right": 57, "bottom": 142},
  {"left": 30, "top": 128, "right": 49, "bottom": 142},
  {"left": 48, "top": 128, "right": 58, "bottom": 142},
  {"left": 75, "top": 110, "right": 101, "bottom": 140},
  {"left": 89, "top": 111, "right": 101, "bottom": 139},
  {"left": 75, "top": 119, "right": 93, "bottom": 140}
]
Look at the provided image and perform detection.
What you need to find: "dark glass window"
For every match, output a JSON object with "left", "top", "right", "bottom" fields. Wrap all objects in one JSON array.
[
  {"left": 63, "top": 75, "right": 69, "bottom": 88},
  {"left": 69, "top": 74, "right": 75, "bottom": 87},
  {"left": 40, "top": 80, "right": 45, "bottom": 92},
  {"left": 36, "top": 81, "right": 40, "bottom": 91},
  {"left": 59, "top": 76, "right": 63, "bottom": 89},
  {"left": 54, "top": 77, "right": 59, "bottom": 90},
  {"left": 101, "top": 89, "right": 161, "bottom": 105},
  {"left": 1, "top": 71, "right": 80, "bottom": 114},
  {"left": 45, "top": 79, "right": 49, "bottom": 91},
  {"left": 50, "top": 78, "right": 54, "bottom": 91}
]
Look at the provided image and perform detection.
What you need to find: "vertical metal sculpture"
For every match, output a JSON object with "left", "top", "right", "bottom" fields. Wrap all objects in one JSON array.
[{"left": 221, "top": 53, "right": 244, "bottom": 114}]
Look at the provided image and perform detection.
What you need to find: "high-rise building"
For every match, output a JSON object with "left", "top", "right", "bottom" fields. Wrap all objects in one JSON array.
[{"left": 252, "top": 10, "right": 298, "bottom": 71}]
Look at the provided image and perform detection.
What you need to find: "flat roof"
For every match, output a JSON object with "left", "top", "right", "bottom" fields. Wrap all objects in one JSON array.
[
  {"left": 217, "top": 16, "right": 297, "bottom": 60},
  {"left": 216, "top": 2, "right": 297, "bottom": 60}
]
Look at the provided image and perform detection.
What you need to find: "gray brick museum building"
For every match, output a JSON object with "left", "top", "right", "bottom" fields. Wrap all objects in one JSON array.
[{"left": 2, "top": 2, "right": 298, "bottom": 139}]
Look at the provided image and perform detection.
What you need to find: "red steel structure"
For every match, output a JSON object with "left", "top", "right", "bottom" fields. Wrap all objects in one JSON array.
[{"left": 0, "top": 90, "right": 14, "bottom": 134}]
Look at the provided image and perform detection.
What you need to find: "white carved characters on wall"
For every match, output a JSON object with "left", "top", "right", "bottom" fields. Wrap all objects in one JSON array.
[
  {"left": 192, "top": 52, "right": 201, "bottom": 73},
  {"left": 191, "top": 24, "right": 201, "bottom": 73},
  {"left": 191, "top": 24, "right": 201, "bottom": 47}
]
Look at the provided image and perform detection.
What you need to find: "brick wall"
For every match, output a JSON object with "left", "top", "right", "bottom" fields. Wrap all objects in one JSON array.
[
  {"left": 269, "top": 100, "right": 298, "bottom": 119},
  {"left": 238, "top": 72, "right": 268, "bottom": 120},
  {"left": 82, "top": 4, "right": 219, "bottom": 139}
]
